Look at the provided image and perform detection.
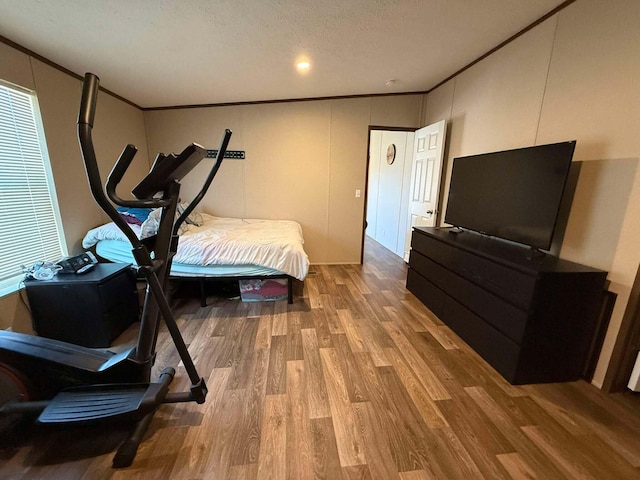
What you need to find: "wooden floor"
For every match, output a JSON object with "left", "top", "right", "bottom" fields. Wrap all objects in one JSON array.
[{"left": 2, "top": 237, "right": 640, "bottom": 479}]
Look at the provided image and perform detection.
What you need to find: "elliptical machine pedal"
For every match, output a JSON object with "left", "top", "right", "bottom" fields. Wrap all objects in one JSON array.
[{"left": 38, "top": 367, "right": 174, "bottom": 425}]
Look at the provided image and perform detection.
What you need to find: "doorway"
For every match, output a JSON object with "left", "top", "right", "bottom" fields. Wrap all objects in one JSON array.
[
  {"left": 362, "top": 120, "right": 448, "bottom": 264},
  {"left": 363, "top": 127, "right": 415, "bottom": 261}
]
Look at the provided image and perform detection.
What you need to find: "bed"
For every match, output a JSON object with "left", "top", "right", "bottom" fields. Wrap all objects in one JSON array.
[{"left": 82, "top": 211, "right": 309, "bottom": 305}]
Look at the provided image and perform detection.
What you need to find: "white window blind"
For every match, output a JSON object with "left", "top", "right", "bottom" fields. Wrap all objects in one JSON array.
[{"left": 0, "top": 80, "right": 66, "bottom": 295}]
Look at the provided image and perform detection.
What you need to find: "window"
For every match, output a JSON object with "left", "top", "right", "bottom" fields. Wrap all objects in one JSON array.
[{"left": 0, "top": 80, "right": 67, "bottom": 296}]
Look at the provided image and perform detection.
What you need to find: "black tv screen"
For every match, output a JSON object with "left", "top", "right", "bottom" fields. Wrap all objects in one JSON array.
[{"left": 444, "top": 141, "right": 576, "bottom": 250}]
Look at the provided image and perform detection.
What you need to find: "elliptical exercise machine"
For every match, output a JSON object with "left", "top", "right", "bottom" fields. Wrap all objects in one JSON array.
[{"left": 0, "top": 73, "right": 231, "bottom": 467}]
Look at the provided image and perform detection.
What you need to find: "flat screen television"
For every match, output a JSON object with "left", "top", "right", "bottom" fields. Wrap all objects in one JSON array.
[{"left": 444, "top": 141, "right": 576, "bottom": 251}]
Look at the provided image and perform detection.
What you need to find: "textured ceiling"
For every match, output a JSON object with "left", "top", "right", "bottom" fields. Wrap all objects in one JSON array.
[{"left": 0, "top": 0, "right": 567, "bottom": 108}]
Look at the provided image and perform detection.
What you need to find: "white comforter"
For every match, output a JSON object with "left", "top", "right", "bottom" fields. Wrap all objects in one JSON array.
[{"left": 82, "top": 214, "right": 309, "bottom": 280}]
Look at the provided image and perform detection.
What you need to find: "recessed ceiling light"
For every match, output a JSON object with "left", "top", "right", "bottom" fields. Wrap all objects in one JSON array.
[{"left": 296, "top": 60, "right": 311, "bottom": 72}]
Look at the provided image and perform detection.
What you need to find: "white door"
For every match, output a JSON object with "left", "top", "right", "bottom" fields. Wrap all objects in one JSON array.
[{"left": 404, "top": 120, "right": 447, "bottom": 261}]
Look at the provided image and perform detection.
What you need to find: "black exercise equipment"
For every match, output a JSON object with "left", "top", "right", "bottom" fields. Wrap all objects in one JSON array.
[{"left": 0, "top": 72, "right": 232, "bottom": 467}]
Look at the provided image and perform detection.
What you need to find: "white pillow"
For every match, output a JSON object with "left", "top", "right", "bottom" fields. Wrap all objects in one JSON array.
[
  {"left": 140, "top": 205, "right": 201, "bottom": 239},
  {"left": 178, "top": 202, "right": 204, "bottom": 226}
]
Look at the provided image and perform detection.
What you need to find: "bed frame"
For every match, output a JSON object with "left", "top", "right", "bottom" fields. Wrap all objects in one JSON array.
[
  {"left": 87, "top": 216, "right": 306, "bottom": 307},
  {"left": 170, "top": 273, "right": 294, "bottom": 306}
]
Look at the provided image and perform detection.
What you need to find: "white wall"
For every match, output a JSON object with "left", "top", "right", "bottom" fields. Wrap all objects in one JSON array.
[{"left": 366, "top": 130, "right": 414, "bottom": 258}]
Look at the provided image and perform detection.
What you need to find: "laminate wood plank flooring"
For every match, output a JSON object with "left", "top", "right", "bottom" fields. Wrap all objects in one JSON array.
[{"left": 2, "top": 236, "right": 640, "bottom": 479}]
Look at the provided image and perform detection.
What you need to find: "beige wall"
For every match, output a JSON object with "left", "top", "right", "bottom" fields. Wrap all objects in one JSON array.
[
  {"left": 0, "top": 43, "right": 150, "bottom": 331},
  {"left": 2, "top": 0, "right": 637, "bottom": 387},
  {"left": 422, "top": 0, "right": 640, "bottom": 387},
  {"left": 144, "top": 96, "right": 423, "bottom": 264}
]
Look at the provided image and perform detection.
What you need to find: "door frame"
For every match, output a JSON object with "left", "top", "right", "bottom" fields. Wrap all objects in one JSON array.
[
  {"left": 602, "top": 266, "right": 640, "bottom": 391},
  {"left": 361, "top": 125, "right": 416, "bottom": 264}
]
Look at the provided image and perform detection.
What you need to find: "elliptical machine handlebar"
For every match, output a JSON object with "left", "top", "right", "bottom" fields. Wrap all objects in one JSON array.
[
  {"left": 80, "top": 74, "right": 171, "bottom": 210},
  {"left": 78, "top": 72, "right": 99, "bottom": 128},
  {"left": 106, "top": 145, "right": 169, "bottom": 209},
  {"left": 174, "top": 129, "right": 231, "bottom": 235},
  {"left": 78, "top": 73, "right": 229, "bottom": 245},
  {"left": 108, "top": 144, "right": 137, "bottom": 194},
  {"left": 78, "top": 73, "right": 151, "bottom": 249}
]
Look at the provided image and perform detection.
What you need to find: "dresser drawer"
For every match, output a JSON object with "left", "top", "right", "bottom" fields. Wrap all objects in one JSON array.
[
  {"left": 409, "top": 250, "right": 528, "bottom": 344},
  {"left": 442, "top": 292, "right": 521, "bottom": 383},
  {"left": 406, "top": 267, "right": 521, "bottom": 383},
  {"left": 411, "top": 231, "right": 537, "bottom": 309},
  {"left": 407, "top": 268, "right": 447, "bottom": 319}
]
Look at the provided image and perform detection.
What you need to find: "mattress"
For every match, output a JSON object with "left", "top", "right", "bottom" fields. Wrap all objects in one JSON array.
[
  {"left": 82, "top": 213, "right": 309, "bottom": 280},
  {"left": 95, "top": 239, "right": 284, "bottom": 277}
]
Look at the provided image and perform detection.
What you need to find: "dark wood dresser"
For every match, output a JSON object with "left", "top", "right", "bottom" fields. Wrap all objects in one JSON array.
[{"left": 407, "top": 226, "right": 607, "bottom": 384}]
